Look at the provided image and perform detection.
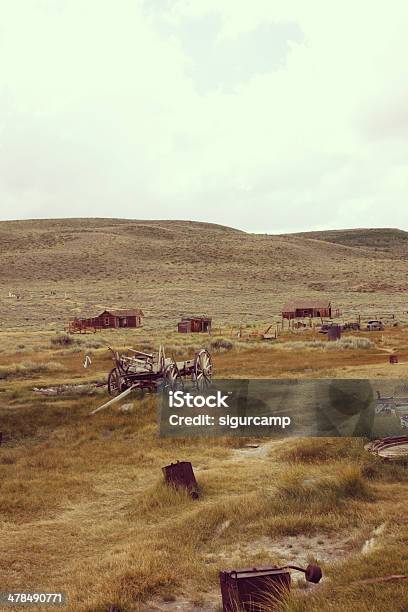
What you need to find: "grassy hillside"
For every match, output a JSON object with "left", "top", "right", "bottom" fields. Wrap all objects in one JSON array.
[
  {"left": 293, "top": 227, "right": 408, "bottom": 251},
  {"left": 1, "top": 219, "right": 408, "bottom": 328}
]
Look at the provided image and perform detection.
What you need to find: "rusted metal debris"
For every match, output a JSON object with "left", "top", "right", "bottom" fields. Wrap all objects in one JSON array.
[
  {"left": 375, "top": 392, "right": 408, "bottom": 416},
  {"left": 261, "top": 324, "right": 278, "bottom": 341},
  {"left": 365, "top": 436, "right": 408, "bottom": 459},
  {"left": 320, "top": 322, "right": 359, "bottom": 334},
  {"left": 327, "top": 325, "right": 342, "bottom": 341},
  {"left": 342, "top": 321, "right": 360, "bottom": 331},
  {"left": 220, "top": 563, "right": 322, "bottom": 611},
  {"left": 33, "top": 382, "right": 104, "bottom": 396},
  {"left": 162, "top": 460, "right": 199, "bottom": 499}
]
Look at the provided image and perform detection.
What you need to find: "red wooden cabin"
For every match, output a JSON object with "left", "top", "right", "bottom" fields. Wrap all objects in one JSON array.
[
  {"left": 69, "top": 308, "right": 144, "bottom": 332},
  {"left": 282, "top": 300, "right": 332, "bottom": 320}
]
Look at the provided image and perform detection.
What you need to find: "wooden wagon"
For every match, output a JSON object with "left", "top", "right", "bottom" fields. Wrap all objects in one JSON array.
[{"left": 107, "top": 345, "right": 213, "bottom": 396}]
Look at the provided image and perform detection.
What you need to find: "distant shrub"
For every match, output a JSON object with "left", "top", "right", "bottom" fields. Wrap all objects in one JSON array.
[
  {"left": 210, "top": 338, "right": 234, "bottom": 352},
  {"left": 279, "top": 337, "right": 374, "bottom": 351},
  {"left": 333, "top": 465, "right": 371, "bottom": 499},
  {"left": 278, "top": 438, "right": 364, "bottom": 464},
  {"left": 328, "top": 337, "right": 374, "bottom": 350},
  {"left": 83, "top": 339, "right": 105, "bottom": 349},
  {"left": 50, "top": 334, "right": 75, "bottom": 347},
  {"left": 42, "top": 361, "right": 66, "bottom": 372},
  {"left": 61, "top": 346, "right": 82, "bottom": 354},
  {"left": 278, "top": 340, "right": 327, "bottom": 351},
  {"left": 361, "top": 454, "right": 408, "bottom": 481},
  {"left": 9, "top": 388, "right": 25, "bottom": 400},
  {"left": 0, "top": 361, "right": 65, "bottom": 380},
  {"left": 276, "top": 464, "right": 372, "bottom": 509},
  {"left": 0, "top": 453, "right": 16, "bottom": 465}
]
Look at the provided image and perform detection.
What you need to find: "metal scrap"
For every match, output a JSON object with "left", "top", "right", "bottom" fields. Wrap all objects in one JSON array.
[
  {"left": 162, "top": 460, "right": 199, "bottom": 499},
  {"left": 365, "top": 436, "right": 408, "bottom": 459}
]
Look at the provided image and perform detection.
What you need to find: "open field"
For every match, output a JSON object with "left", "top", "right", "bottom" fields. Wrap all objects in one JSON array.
[
  {"left": 0, "top": 323, "right": 407, "bottom": 611},
  {"left": 1, "top": 323, "right": 408, "bottom": 379},
  {"left": 0, "top": 220, "right": 407, "bottom": 611}
]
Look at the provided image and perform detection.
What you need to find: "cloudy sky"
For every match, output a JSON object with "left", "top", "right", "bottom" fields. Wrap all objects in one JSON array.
[{"left": 0, "top": 0, "right": 407, "bottom": 233}]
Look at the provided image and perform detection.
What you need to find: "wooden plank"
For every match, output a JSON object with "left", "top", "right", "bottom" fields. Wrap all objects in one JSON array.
[{"left": 90, "top": 385, "right": 137, "bottom": 415}]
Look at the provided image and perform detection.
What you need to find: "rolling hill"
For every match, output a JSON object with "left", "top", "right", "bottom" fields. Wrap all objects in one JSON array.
[
  {"left": 293, "top": 227, "right": 408, "bottom": 251},
  {"left": 0, "top": 219, "right": 407, "bottom": 328}
]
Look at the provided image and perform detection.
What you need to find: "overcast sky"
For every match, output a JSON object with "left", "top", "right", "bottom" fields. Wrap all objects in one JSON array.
[{"left": 0, "top": 0, "right": 407, "bottom": 233}]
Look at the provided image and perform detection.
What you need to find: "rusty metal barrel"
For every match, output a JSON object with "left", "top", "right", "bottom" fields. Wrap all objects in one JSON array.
[
  {"left": 219, "top": 564, "right": 322, "bottom": 611},
  {"left": 162, "top": 460, "right": 199, "bottom": 499},
  {"left": 327, "top": 325, "right": 342, "bottom": 341}
]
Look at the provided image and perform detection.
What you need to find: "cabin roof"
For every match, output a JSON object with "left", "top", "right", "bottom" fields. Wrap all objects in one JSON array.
[
  {"left": 282, "top": 301, "right": 331, "bottom": 312},
  {"left": 180, "top": 315, "right": 212, "bottom": 321},
  {"left": 102, "top": 309, "right": 144, "bottom": 317}
]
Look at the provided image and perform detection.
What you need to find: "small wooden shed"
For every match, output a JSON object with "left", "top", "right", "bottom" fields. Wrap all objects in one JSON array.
[
  {"left": 282, "top": 300, "right": 332, "bottom": 320},
  {"left": 94, "top": 309, "right": 144, "bottom": 328},
  {"left": 178, "top": 316, "right": 212, "bottom": 333}
]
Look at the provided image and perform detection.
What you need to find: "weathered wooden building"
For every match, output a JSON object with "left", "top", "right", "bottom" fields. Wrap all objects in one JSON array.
[
  {"left": 282, "top": 301, "right": 332, "bottom": 320},
  {"left": 70, "top": 308, "right": 144, "bottom": 332},
  {"left": 177, "top": 316, "right": 212, "bottom": 333}
]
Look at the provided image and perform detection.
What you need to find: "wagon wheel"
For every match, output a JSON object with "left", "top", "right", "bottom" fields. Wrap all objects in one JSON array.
[
  {"left": 162, "top": 363, "right": 184, "bottom": 392},
  {"left": 194, "top": 349, "right": 213, "bottom": 391},
  {"left": 108, "top": 367, "right": 123, "bottom": 396}
]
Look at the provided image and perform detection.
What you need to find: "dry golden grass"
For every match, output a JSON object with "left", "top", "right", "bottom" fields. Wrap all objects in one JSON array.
[{"left": 0, "top": 324, "right": 407, "bottom": 611}]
